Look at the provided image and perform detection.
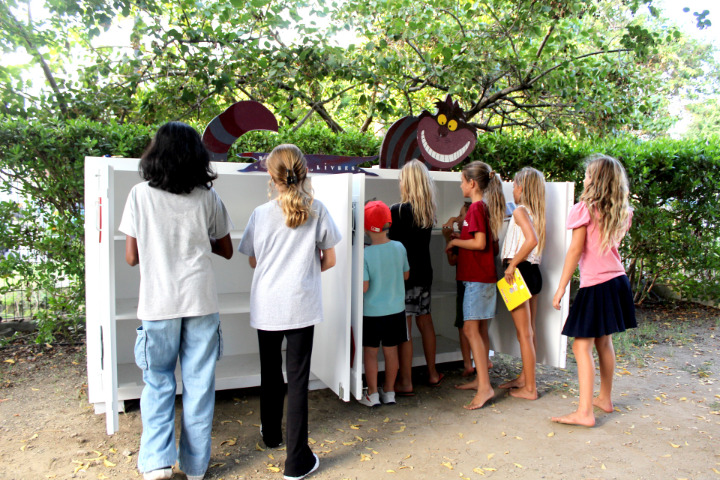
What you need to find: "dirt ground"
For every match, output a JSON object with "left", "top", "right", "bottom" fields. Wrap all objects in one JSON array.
[{"left": 0, "top": 304, "right": 719, "bottom": 480}]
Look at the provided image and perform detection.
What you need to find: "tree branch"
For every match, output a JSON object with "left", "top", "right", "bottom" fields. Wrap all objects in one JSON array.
[
  {"left": 4, "top": 7, "right": 68, "bottom": 116},
  {"left": 438, "top": 9, "right": 466, "bottom": 38}
]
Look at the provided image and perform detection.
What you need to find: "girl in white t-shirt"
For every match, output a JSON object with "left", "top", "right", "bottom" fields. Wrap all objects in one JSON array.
[
  {"left": 119, "top": 122, "right": 234, "bottom": 480},
  {"left": 238, "top": 144, "right": 341, "bottom": 480},
  {"left": 498, "top": 167, "right": 546, "bottom": 400}
]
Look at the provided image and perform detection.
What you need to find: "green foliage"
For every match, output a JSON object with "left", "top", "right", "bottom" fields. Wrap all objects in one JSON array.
[
  {"left": 0, "top": 117, "right": 154, "bottom": 342},
  {"left": 685, "top": 99, "right": 720, "bottom": 137},
  {"left": 2, "top": 0, "right": 719, "bottom": 138},
  {"left": 231, "top": 125, "right": 382, "bottom": 159}
]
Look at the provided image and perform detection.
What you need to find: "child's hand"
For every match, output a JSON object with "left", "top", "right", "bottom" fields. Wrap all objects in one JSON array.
[
  {"left": 445, "top": 239, "right": 455, "bottom": 252},
  {"left": 552, "top": 286, "right": 565, "bottom": 310},
  {"left": 504, "top": 265, "right": 515, "bottom": 285},
  {"left": 442, "top": 217, "right": 456, "bottom": 229},
  {"left": 441, "top": 226, "right": 453, "bottom": 242}
]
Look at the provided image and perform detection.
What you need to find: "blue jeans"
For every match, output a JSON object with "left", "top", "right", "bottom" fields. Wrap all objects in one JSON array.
[{"left": 134, "top": 313, "right": 222, "bottom": 477}]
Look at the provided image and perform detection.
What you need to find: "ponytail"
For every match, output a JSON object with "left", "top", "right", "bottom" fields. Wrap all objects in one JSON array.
[
  {"left": 484, "top": 174, "right": 506, "bottom": 240},
  {"left": 267, "top": 144, "right": 314, "bottom": 228},
  {"left": 462, "top": 161, "right": 506, "bottom": 239}
]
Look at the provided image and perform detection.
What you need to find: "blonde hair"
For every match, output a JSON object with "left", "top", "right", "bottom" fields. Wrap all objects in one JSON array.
[
  {"left": 514, "top": 167, "right": 546, "bottom": 255},
  {"left": 267, "top": 144, "right": 314, "bottom": 228},
  {"left": 579, "top": 154, "right": 631, "bottom": 252},
  {"left": 462, "top": 161, "right": 506, "bottom": 239},
  {"left": 399, "top": 159, "right": 437, "bottom": 228}
]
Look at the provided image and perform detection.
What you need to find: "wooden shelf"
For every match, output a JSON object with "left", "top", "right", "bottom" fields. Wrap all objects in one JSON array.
[
  {"left": 115, "top": 334, "right": 465, "bottom": 402},
  {"left": 113, "top": 229, "right": 245, "bottom": 241},
  {"left": 116, "top": 351, "right": 327, "bottom": 401},
  {"left": 115, "top": 292, "right": 251, "bottom": 320}
]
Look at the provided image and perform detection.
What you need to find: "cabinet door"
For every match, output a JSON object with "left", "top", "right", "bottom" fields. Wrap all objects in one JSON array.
[
  {"left": 349, "top": 175, "right": 366, "bottom": 399},
  {"left": 488, "top": 181, "right": 574, "bottom": 369},
  {"left": 98, "top": 164, "right": 120, "bottom": 434},
  {"left": 309, "top": 173, "right": 353, "bottom": 401}
]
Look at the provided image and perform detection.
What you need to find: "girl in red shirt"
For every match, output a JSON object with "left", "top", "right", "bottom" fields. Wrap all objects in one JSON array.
[{"left": 446, "top": 161, "right": 506, "bottom": 410}]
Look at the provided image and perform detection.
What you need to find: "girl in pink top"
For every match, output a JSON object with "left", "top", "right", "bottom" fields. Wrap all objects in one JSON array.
[{"left": 551, "top": 155, "right": 636, "bottom": 427}]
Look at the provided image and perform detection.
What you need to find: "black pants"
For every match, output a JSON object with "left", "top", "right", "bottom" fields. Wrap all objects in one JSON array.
[{"left": 257, "top": 326, "right": 315, "bottom": 477}]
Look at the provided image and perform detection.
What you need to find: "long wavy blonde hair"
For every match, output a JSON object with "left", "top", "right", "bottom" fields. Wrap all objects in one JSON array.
[
  {"left": 267, "top": 144, "right": 314, "bottom": 228},
  {"left": 462, "top": 161, "right": 506, "bottom": 239},
  {"left": 579, "top": 154, "right": 631, "bottom": 252},
  {"left": 399, "top": 159, "right": 437, "bottom": 228},
  {"left": 514, "top": 167, "right": 546, "bottom": 255}
]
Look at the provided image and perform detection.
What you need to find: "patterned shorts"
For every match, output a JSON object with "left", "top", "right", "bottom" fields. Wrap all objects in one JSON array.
[{"left": 405, "top": 286, "right": 431, "bottom": 316}]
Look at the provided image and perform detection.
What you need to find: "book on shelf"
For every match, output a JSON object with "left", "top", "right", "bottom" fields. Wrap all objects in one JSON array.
[{"left": 497, "top": 268, "right": 532, "bottom": 311}]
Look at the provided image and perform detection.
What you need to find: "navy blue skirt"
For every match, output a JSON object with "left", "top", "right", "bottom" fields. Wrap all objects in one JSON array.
[{"left": 562, "top": 275, "right": 636, "bottom": 338}]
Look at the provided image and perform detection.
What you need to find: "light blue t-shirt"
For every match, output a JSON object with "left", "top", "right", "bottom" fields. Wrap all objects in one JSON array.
[{"left": 363, "top": 240, "right": 409, "bottom": 317}]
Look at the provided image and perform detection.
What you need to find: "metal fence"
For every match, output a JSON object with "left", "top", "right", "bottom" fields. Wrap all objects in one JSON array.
[{"left": 0, "top": 287, "right": 47, "bottom": 322}]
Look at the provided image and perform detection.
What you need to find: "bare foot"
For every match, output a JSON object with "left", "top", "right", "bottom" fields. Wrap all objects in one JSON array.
[
  {"left": 394, "top": 382, "right": 413, "bottom": 395},
  {"left": 593, "top": 396, "right": 614, "bottom": 413},
  {"left": 455, "top": 378, "right": 478, "bottom": 390},
  {"left": 463, "top": 387, "right": 495, "bottom": 410},
  {"left": 498, "top": 377, "right": 525, "bottom": 389},
  {"left": 551, "top": 411, "right": 595, "bottom": 427},
  {"left": 508, "top": 387, "right": 537, "bottom": 400},
  {"left": 461, "top": 367, "right": 475, "bottom": 377}
]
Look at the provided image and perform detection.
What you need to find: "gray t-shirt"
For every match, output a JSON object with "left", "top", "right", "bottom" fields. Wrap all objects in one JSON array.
[
  {"left": 238, "top": 199, "right": 341, "bottom": 331},
  {"left": 119, "top": 182, "right": 233, "bottom": 320}
]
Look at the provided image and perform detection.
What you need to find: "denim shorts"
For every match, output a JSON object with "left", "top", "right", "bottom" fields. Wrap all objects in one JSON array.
[{"left": 463, "top": 281, "right": 496, "bottom": 321}]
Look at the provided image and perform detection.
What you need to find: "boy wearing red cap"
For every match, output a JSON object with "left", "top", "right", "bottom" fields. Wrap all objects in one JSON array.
[{"left": 361, "top": 201, "right": 410, "bottom": 407}]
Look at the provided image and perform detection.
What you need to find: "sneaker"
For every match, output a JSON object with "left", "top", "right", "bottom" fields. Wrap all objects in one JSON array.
[
  {"left": 358, "top": 391, "right": 381, "bottom": 407},
  {"left": 186, "top": 475, "right": 204, "bottom": 480},
  {"left": 378, "top": 387, "right": 396, "bottom": 405},
  {"left": 283, "top": 453, "right": 320, "bottom": 480},
  {"left": 143, "top": 467, "right": 173, "bottom": 480},
  {"left": 260, "top": 424, "right": 284, "bottom": 448}
]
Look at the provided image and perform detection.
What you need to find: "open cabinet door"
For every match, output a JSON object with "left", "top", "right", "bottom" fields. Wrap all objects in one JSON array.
[
  {"left": 97, "top": 164, "right": 120, "bottom": 434},
  {"left": 349, "top": 175, "right": 366, "bottom": 400},
  {"left": 487, "top": 182, "right": 574, "bottom": 369},
  {"left": 309, "top": 173, "right": 353, "bottom": 401}
]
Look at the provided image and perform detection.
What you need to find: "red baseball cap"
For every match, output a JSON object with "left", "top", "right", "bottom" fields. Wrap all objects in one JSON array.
[{"left": 364, "top": 200, "right": 392, "bottom": 233}]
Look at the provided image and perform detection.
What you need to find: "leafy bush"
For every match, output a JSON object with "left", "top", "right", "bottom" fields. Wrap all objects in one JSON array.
[
  {"left": 0, "top": 117, "right": 154, "bottom": 342},
  {"left": 1, "top": 117, "right": 718, "bottom": 342}
]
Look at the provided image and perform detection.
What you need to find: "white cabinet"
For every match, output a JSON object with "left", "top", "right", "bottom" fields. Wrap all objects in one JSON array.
[
  {"left": 347, "top": 169, "right": 574, "bottom": 399},
  {"left": 85, "top": 157, "right": 573, "bottom": 435}
]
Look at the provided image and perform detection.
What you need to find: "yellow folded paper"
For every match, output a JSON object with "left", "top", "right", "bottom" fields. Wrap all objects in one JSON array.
[{"left": 497, "top": 268, "right": 532, "bottom": 311}]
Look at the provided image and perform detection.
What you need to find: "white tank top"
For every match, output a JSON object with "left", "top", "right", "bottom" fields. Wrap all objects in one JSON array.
[{"left": 501, "top": 204, "right": 541, "bottom": 264}]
